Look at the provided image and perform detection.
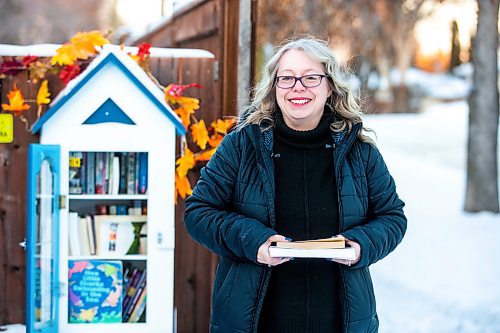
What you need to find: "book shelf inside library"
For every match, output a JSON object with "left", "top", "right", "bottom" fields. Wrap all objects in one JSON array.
[
  {"left": 67, "top": 151, "right": 149, "bottom": 324},
  {"left": 69, "top": 151, "right": 148, "bottom": 196}
]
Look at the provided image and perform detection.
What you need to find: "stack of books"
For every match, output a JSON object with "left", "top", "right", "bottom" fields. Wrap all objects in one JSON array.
[{"left": 269, "top": 236, "right": 356, "bottom": 259}]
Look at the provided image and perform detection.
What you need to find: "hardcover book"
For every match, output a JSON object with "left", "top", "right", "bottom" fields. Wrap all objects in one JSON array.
[
  {"left": 275, "top": 236, "right": 345, "bottom": 250},
  {"left": 68, "top": 260, "right": 123, "bottom": 323},
  {"left": 94, "top": 215, "right": 147, "bottom": 256},
  {"left": 123, "top": 269, "right": 147, "bottom": 321},
  {"left": 127, "top": 288, "right": 147, "bottom": 323},
  {"left": 86, "top": 152, "right": 96, "bottom": 194},
  {"left": 69, "top": 152, "right": 83, "bottom": 194}
]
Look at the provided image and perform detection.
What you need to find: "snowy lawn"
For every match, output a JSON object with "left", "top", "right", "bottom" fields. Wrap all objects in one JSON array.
[{"left": 364, "top": 100, "right": 500, "bottom": 333}]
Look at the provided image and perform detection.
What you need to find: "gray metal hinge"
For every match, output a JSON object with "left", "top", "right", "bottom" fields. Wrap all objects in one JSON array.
[{"left": 214, "top": 60, "right": 219, "bottom": 82}]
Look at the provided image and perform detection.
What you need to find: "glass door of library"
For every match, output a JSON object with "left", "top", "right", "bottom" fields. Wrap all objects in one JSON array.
[{"left": 27, "top": 144, "right": 60, "bottom": 333}]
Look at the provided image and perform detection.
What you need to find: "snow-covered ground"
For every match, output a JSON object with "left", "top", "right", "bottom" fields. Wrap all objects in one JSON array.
[{"left": 365, "top": 100, "right": 500, "bottom": 333}]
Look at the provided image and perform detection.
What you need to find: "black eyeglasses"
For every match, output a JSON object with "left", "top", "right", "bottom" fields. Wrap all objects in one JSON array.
[{"left": 275, "top": 74, "right": 327, "bottom": 89}]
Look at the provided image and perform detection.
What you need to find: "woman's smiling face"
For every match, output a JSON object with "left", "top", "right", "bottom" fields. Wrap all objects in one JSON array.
[{"left": 275, "top": 49, "right": 331, "bottom": 131}]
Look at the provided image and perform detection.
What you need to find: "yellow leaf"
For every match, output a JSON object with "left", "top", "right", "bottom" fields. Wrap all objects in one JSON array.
[
  {"left": 174, "top": 106, "right": 194, "bottom": 128},
  {"left": 36, "top": 80, "right": 51, "bottom": 105},
  {"left": 50, "top": 44, "right": 82, "bottom": 66},
  {"left": 70, "top": 31, "right": 109, "bottom": 54},
  {"left": 211, "top": 119, "right": 235, "bottom": 134},
  {"left": 165, "top": 91, "right": 200, "bottom": 111},
  {"left": 175, "top": 148, "right": 195, "bottom": 177},
  {"left": 178, "top": 96, "right": 200, "bottom": 110},
  {"left": 190, "top": 120, "right": 209, "bottom": 150},
  {"left": 2, "top": 85, "right": 30, "bottom": 115},
  {"left": 129, "top": 54, "right": 140, "bottom": 62},
  {"left": 195, "top": 148, "right": 217, "bottom": 162},
  {"left": 175, "top": 174, "right": 193, "bottom": 204},
  {"left": 51, "top": 31, "right": 109, "bottom": 66}
]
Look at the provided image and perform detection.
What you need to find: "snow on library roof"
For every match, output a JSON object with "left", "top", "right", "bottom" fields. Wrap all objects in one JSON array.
[
  {"left": 0, "top": 43, "right": 214, "bottom": 59},
  {"left": 31, "top": 45, "right": 187, "bottom": 134}
]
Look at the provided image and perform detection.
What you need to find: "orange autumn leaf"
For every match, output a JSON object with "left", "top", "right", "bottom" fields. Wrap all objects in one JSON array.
[
  {"left": 70, "top": 31, "right": 109, "bottom": 55},
  {"left": 190, "top": 119, "right": 209, "bottom": 150},
  {"left": 2, "top": 85, "right": 30, "bottom": 115},
  {"left": 208, "top": 133, "right": 223, "bottom": 147},
  {"left": 177, "top": 96, "right": 200, "bottom": 111},
  {"left": 175, "top": 174, "right": 193, "bottom": 203},
  {"left": 176, "top": 148, "right": 195, "bottom": 177},
  {"left": 194, "top": 148, "right": 217, "bottom": 162},
  {"left": 166, "top": 94, "right": 200, "bottom": 110},
  {"left": 36, "top": 80, "right": 51, "bottom": 105},
  {"left": 174, "top": 106, "right": 195, "bottom": 128},
  {"left": 211, "top": 119, "right": 236, "bottom": 135}
]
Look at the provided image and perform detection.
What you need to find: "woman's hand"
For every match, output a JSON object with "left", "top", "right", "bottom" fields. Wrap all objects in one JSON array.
[
  {"left": 331, "top": 236, "right": 361, "bottom": 267},
  {"left": 257, "top": 234, "right": 292, "bottom": 267}
]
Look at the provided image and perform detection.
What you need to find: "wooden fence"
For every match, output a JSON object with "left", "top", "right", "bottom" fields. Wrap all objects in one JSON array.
[
  {"left": 0, "top": 0, "right": 252, "bottom": 331},
  {"left": 136, "top": 0, "right": 246, "bottom": 331}
]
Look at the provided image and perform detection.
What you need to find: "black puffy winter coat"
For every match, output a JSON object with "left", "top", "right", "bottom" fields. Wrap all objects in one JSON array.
[{"left": 184, "top": 122, "right": 407, "bottom": 333}]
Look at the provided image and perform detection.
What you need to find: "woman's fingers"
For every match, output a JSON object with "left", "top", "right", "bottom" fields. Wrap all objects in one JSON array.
[
  {"left": 267, "top": 234, "right": 288, "bottom": 244},
  {"left": 327, "top": 236, "right": 361, "bottom": 266},
  {"left": 257, "top": 234, "right": 292, "bottom": 266},
  {"left": 257, "top": 234, "right": 290, "bottom": 265},
  {"left": 345, "top": 238, "right": 361, "bottom": 264}
]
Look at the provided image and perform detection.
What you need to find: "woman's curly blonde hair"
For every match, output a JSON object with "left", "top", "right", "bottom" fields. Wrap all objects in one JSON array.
[{"left": 239, "top": 36, "right": 373, "bottom": 143}]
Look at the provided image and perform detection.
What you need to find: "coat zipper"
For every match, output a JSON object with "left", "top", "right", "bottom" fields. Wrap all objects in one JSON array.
[
  {"left": 250, "top": 129, "right": 275, "bottom": 333},
  {"left": 335, "top": 159, "right": 350, "bottom": 333},
  {"left": 333, "top": 129, "right": 359, "bottom": 333}
]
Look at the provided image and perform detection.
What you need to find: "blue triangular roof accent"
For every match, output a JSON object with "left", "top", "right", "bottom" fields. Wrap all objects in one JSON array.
[
  {"left": 83, "top": 98, "right": 136, "bottom": 125},
  {"left": 31, "top": 51, "right": 185, "bottom": 135}
]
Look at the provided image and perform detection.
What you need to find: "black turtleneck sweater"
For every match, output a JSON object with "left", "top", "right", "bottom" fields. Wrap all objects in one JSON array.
[{"left": 258, "top": 113, "right": 342, "bottom": 333}]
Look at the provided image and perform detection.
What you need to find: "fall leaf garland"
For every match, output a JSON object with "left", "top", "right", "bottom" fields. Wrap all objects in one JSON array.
[
  {"left": 0, "top": 30, "right": 236, "bottom": 204},
  {"left": 168, "top": 83, "right": 237, "bottom": 202}
]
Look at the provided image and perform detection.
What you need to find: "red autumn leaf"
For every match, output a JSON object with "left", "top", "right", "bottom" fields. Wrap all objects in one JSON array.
[
  {"left": 0, "top": 60, "right": 22, "bottom": 76},
  {"left": 22, "top": 55, "right": 39, "bottom": 67},
  {"left": 59, "top": 64, "right": 81, "bottom": 85},
  {"left": 164, "top": 83, "right": 202, "bottom": 98},
  {"left": 136, "top": 43, "right": 151, "bottom": 61}
]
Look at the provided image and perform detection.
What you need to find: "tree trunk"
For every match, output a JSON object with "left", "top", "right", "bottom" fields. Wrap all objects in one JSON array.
[
  {"left": 449, "top": 20, "right": 461, "bottom": 72},
  {"left": 465, "top": 0, "right": 499, "bottom": 213}
]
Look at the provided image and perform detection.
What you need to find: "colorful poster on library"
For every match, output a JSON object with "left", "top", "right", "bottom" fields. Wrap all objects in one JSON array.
[{"left": 68, "top": 260, "right": 123, "bottom": 323}]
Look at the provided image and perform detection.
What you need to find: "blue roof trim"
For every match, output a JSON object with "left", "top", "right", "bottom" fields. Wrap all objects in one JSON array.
[
  {"left": 83, "top": 98, "right": 136, "bottom": 125},
  {"left": 31, "top": 52, "right": 185, "bottom": 135}
]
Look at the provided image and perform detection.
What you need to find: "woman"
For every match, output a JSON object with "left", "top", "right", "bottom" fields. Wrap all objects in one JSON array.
[{"left": 184, "top": 37, "right": 407, "bottom": 333}]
